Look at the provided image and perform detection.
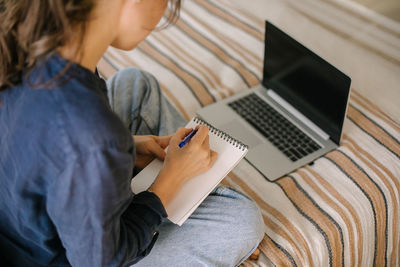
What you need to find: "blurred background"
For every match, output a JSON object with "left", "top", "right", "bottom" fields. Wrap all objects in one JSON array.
[{"left": 352, "top": 0, "right": 400, "bottom": 22}]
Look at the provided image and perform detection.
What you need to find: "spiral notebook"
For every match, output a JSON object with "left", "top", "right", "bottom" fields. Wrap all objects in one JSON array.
[{"left": 131, "top": 117, "right": 248, "bottom": 226}]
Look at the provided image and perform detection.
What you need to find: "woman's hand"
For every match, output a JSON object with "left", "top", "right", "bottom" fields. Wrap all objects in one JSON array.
[
  {"left": 133, "top": 135, "right": 172, "bottom": 169},
  {"left": 162, "top": 126, "right": 218, "bottom": 182},
  {"left": 149, "top": 125, "right": 218, "bottom": 207}
]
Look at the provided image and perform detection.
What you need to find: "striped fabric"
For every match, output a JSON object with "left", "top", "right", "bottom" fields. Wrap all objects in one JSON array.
[
  {"left": 284, "top": 0, "right": 400, "bottom": 66},
  {"left": 97, "top": 0, "right": 400, "bottom": 266}
]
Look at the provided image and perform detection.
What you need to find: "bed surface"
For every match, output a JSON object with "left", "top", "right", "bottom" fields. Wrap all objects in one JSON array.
[{"left": 98, "top": 0, "right": 400, "bottom": 265}]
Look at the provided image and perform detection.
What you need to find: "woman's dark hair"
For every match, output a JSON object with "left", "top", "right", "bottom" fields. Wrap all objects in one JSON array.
[{"left": 0, "top": 0, "right": 181, "bottom": 91}]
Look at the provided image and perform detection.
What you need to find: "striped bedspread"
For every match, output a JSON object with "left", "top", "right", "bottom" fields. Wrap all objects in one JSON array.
[{"left": 98, "top": 0, "right": 400, "bottom": 266}]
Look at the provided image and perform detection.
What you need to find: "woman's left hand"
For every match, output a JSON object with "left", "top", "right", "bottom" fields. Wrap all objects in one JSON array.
[{"left": 133, "top": 135, "right": 172, "bottom": 169}]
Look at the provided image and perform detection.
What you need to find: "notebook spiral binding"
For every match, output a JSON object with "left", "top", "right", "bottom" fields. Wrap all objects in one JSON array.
[{"left": 193, "top": 117, "right": 248, "bottom": 151}]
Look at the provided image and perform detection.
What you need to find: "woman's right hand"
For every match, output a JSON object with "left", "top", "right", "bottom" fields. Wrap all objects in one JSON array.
[{"left": 148, "top": 125, "right": 218, "bottom": 207}]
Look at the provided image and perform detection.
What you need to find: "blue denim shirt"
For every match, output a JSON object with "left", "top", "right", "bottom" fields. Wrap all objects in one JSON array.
[{"left": 0, "top": 54, "right": 167, "bottom": 266}]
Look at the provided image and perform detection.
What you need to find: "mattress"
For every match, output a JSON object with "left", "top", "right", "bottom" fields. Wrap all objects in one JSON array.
[{"left": 98, "top": 0, "right": 400, "bottom": 265}]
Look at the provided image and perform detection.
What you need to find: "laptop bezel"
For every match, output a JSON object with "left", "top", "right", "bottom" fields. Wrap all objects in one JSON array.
[{"left": 262, "top": 20, "right": 352, "bottom": 146}]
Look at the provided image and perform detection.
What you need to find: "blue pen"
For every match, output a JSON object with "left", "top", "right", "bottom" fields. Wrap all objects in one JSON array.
[{"left": 179, "top": 129, "right": 198, "bottom": 148}]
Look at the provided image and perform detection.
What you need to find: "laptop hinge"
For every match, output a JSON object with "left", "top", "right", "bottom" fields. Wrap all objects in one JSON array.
[{"left": 267, "top": 90, "right": 330, "bottom": 141}]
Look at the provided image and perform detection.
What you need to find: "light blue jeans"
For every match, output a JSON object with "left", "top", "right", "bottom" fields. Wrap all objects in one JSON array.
[{"left": 106, "top": 68, "right": 265, "bottom": 266}]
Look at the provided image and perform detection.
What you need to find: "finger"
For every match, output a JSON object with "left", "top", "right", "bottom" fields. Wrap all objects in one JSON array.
[
  {"left": 156, "top": 135, "right": 173, "bottom": 148},
  {"left": 170, "top": 128, "right": 193, "bottom": 146},
  {"left": 209, "top": 150, "right": 218, "bottom": 167},
  {"left": 190, "top": 125, "right": 209, "bottom": 146},
  {"left": 201, "top": 134, "right": 210, "bottom": 150},
  {"left": 148, "top": 141, "right": 167, "bottom": 161}
]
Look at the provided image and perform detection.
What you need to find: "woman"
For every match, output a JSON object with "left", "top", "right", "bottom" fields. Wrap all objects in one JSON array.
[{"left": 0, "top": 0, "right": 264, "bottom": 266}]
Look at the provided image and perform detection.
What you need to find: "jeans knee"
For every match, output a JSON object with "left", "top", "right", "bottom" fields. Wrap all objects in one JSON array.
[
  {"left": 207, "top": 187, "right": 264, "bottom": 265},
  {"left": 213, "top": 186, "right": 264, "bottom": 243},
  {"left": 240, "top": 196, "right": 265, "bottom": 243},
  {"left": 126, "top": 67, "right": 158, "bottom": 87},
  {"left": 108, "top": 67, "right": 138, "bottom": 85},
  {"left": 108, "top": 67, "right": 160, "bottom": 94}
]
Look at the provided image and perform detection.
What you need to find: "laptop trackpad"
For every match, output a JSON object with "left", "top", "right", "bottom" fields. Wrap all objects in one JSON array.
[{"left": 220, "top": 120, "right": 263, "bottom": 148}]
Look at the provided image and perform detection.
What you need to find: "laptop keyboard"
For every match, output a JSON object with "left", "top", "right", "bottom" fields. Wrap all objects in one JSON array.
[{"left": 228, "top": 93, "right": 321, "bottom": 162}]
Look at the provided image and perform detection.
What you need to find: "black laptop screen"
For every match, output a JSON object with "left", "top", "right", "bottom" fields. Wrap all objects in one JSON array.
[{"left": 262, "top": 21, "right": 351, "bottom": 145}]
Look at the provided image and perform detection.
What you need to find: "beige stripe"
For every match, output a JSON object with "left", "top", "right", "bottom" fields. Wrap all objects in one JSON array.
[
  {"left": 103, "top": 52, "right": 191, "bottom": 121},
  {"left": 151, "top": 34, "right": 228, "bottom": 98},
  {"left": 158, "top": 82, "right": 191, "bottom": 121},
  {"left": 291, "top": 7, "right": 400, "bottom": 66},
  {"left": 218, "top": 0, "right": 265, "bottom": 30},
  {"left": 122, "top": 57, "right": 191, "bottom": 121},
  {"left": 97, "top": 57, "right": 118, "bottom": 79},
  {"left": 259, "top": 234, "right": 295, "bottom": 267},
  {"left": 156, "top": 32, "right": 236, "bottom": 96},
  {"left": 193, "top": 0, "right": 264, "bottom": 41},
  {"left": 105, "top": 50, "right": 136, "bottom": 69},
  {"left": 290, "top": 1, "right": 400, "bottom": 52},
  {"left": 350, "top": 91, "right": 400, "bottom": 133},
  {"left": 174, "top": 19, "right": 260, "bottom": 88},
  {"left": 343, "top": 134, "right": 400, "bottom": 266},
  {"left": 138, "top": 40, "right": 215, "bottom": 106},
  {"left": 305, "top": 166, "right": 364, "bottom": 267},
  {"left": 240, "top": 260, "right": 253, "bottom": 267},
  {"left": 297, "top": 169, "right": 358, "bottom": 267},
  {"left": 322, "top": 0, "right": 400, "bottom": 39},
  {"left": 228, "top": 38, "right": 263, "bottom": 69},
  {"left": 277, "top": 176, "right": 343, "bottom": 267},
  {"left": 227, "top": 173, "right": 314, "bottom": 267},
  {"left": 327, "top": 151, "right": 387, "bottom": 266},
  {"left": 183, "top": 7, "right": 263, "bottom": 72},
  {"left": 348, "top": 105, "right": 400, "bottom": 156}
]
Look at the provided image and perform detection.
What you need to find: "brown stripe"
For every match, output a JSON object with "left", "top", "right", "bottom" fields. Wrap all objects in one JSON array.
[
  {"left": 219, "top": 178, "right": 231, "bottom": 187},
  {"left": 240, "top": 260, "right": 253, "bottom": 267},
  {"left": 102, "top": 52, "right": 191, "bottom": 120},
  {"left": 98, "top": 57, "right": 118, "bottom": 79},
  {"left": 183, "top": 7, "right": 263, "bottom": 72},
  {"left": 174, "top": 18, "right": 260, "bottom": 88},
  {"left": 305, "top": 166, "right": 364, "bottom": 267},
  {"left": 350, "top": 91, "right": 400, "bottom": 133},
  {"left": 347, "top": 105, "right": 400, "bottom": 156},
  {"left": 228, "top": 38, "right": 263, "bottom": 69},
  {"left": 219, "top": 0, "right": 265, "bottom": 30},
  {"left": 258, "top": 214, "right": 305, "bottom": 266},
  {"left": 227, "top": 173, "right": 314, "bottom": 267},
  {"left": 104, "top": 50, "right": 136, "bottom": 69},
  {"left": 193, "top": 0, "right": 264, "bottom": 41},
  {"left": 156, "top": 32, "right": 236, "bottom": 96},
  {"left": 151, "top": 33, "right": 228, "bottom": 98},
  {"left": 138, "top": 40, "right": 215, "bottom": 106},
  {"left": 158, "top": 82, "right": 191, "bottom": 121},
  {"left": 291, "top": 7, "right": 400, "bottom": 66},
  {"left": 277, "top": 176, "right": 343, "bottom": 267},
  {"left": 327, "top": 151, "right": 387, "bottom": 266},
  {"left": 290, "top": 1, "right": 400, "bottom": 52},
  {"left": 297, "top": 169, "right": 358, "bottom": 267},
  {"left": 342, "top": 134, "right": 400, "bottom": 266},
  {"left": 321, "top": 0, "right": 400, "bottom": 39},
  {"left": 259, "top": 234, "right": 295, "bottom": 267}
]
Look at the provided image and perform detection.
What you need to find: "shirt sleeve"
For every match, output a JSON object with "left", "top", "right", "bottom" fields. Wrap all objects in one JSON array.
[{"left": 46, "top": 145, "right": 167, "bottom": 266}]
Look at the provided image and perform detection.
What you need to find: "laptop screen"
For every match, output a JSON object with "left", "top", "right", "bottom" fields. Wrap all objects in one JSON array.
[{"left": 262, "top": 21, "right": 351, "bottom": 145}]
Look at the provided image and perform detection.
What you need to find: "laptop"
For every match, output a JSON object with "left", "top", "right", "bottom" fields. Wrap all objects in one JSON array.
[{"left": 197, "top": 21, "right": 351, "bottom": 181}]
